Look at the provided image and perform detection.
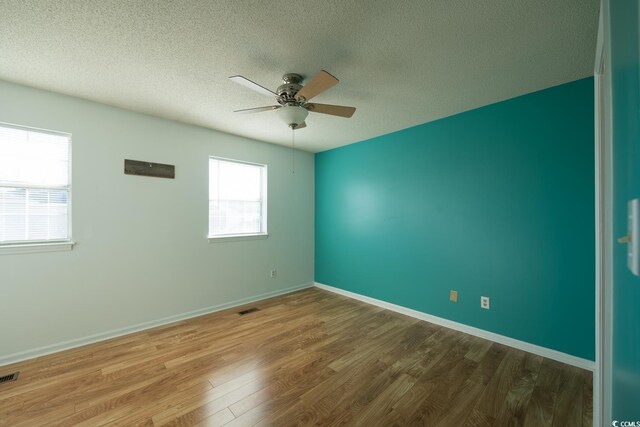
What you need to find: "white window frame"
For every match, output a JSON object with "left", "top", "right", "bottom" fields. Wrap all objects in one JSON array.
[
  {"left": 0, "top": 122, "right": 74, "bottom": 255},
  {"left": 208, "top": 156, "right": 268, "bottom": 242}
]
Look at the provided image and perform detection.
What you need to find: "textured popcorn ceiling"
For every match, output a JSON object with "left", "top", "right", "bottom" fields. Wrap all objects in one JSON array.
[{"left": 0, "top": 0, "right": 599, "bottom": 152}]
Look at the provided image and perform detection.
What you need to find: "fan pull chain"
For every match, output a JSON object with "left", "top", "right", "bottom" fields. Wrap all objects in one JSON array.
[{"left": 291, "top": 127, "right": 295, "bottom": 174}]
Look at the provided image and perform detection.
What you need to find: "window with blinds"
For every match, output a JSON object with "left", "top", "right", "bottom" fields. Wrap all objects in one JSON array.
[
  {"left": 0, "top": 123, "right": 71, "bottom": 245},
  {"left": 209, "top": 157, "right": 266, "bottom": 238}
]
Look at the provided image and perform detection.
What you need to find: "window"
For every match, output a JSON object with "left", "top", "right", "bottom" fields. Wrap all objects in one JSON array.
[
  {"left": 0, "top": 123, "right": 71, "bottom": 247},
  {"left": 208, "top": 157, "right": 267, "bottom": 239}
]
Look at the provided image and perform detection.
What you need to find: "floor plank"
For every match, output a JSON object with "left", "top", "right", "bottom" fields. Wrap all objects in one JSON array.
[{"left": 0, "top": 288, "right": 592, "bottom": 426}]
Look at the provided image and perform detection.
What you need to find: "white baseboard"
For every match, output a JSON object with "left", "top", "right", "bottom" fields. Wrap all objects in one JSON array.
[
  {"left": 315, "top": 282, "right": 595, "bottom": 371},
  {"left": 0, "top": 283, "right": 313, "bottom": 367}
]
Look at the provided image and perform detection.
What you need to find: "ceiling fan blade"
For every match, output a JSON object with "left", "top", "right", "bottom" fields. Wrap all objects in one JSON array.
[
  {"left": 233, "top": 105, "right": 280, "bottom": 114},
  {"left": 295, "top": 70, "right": 339, "bottom": 102},
  {"left": 229, "top": 75, "right": 276, "bottom": 97},
  {"left": 294, "top": 121, "right": 307, "bottom": 130},
  {"left": 306, "top": 103, "right": 356, "bottom": 118}
]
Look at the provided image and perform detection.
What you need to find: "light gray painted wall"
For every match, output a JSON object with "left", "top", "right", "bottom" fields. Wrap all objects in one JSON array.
[{"left": 0, "top": 80, "right": 314, "bottom": 360}]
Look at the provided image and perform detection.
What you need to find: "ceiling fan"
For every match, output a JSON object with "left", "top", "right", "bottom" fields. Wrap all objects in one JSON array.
[{"left": 229, "top": 70, "right": 356, "bottom": 130}]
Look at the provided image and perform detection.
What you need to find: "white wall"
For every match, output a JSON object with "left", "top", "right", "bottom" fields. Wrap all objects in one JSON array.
[{"left": 0, "top": 80, "right": 314, "bottom": 363}]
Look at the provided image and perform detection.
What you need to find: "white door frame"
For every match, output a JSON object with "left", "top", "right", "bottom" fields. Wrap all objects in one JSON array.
[{"left": 594, "top": 0, "right": 613, "bottom": 425}]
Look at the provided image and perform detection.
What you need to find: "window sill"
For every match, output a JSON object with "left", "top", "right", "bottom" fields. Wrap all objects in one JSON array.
[
  {"left": 0, "top": 241, "right": 76, "bottom": 255},
  {"left": 208, "top": 233, "right": 269, "bottom": 243}
]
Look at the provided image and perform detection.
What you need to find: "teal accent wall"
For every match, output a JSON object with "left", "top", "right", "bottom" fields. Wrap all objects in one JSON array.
[
  {"left": 610, "top": 0, "right": 640, "bottom": 419},
  {"left": 315, "top": 78, "right": 595, "bottom": 360}
]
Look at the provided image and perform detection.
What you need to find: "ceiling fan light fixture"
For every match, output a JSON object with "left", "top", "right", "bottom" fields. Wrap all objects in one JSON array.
[
  {"left": 229, "top": 71, "right": 356, "bottom": 131},
  {"left": 276, "top": 105, "right": 309, "bottom": 128}
]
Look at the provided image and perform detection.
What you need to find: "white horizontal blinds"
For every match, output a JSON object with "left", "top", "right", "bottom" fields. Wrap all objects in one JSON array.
[
  {"left": 209, "top": 158, "right": 265, "bottom": 236},
  {"left": 0, "top": 124, "right": 70, "bottom": 244},
  {"left": 0, "top": 188, "right": 69, "bottom": 242}
]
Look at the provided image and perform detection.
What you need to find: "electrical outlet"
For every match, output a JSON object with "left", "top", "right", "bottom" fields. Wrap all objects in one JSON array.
[
  {"left": 481, "top": 296, "right": 490, "bottom": 309},
  {"left": 270, "top": 269, "right": 277, "bottom": 278},
  {"left": 449, "top": 290, "right": 458, "bottom": 302}
]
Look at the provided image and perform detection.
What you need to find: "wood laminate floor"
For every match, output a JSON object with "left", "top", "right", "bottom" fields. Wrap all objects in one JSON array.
[{"left": 0, "top": 288, "right": 592, "bottom": 426}]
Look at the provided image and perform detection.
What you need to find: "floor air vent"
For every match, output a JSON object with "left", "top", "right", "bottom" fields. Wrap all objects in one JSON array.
[
  {"left": 238, "top": 307, "right": 260, "bottom": 315},
  {"left": 0, "top": 372, "right": 19, "bottom": 384}
]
